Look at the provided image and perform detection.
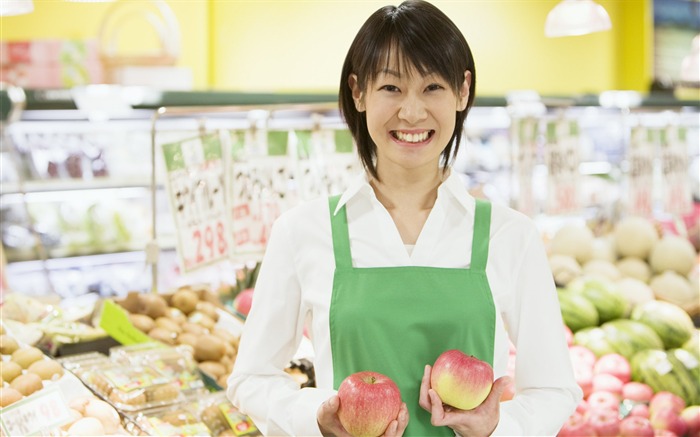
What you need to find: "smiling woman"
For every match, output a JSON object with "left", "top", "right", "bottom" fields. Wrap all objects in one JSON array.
[{"left": 227, "top": 2, "right": 582, "bottom": 436}]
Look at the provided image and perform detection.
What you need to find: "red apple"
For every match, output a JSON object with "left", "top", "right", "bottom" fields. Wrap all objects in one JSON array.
[
  {"left": 569, "top": 345, "right": 597, "bottom": 372},
  {"left": 650, "top": 392, "right": 686, "bottom": 415},
  {"left": 629, "top": 403, "right": 651, "bottom": 418},
  {"left": 620, "top": 416, "right": 655, "bottom": 437},
  {"left": 588, "top": 408, "right": 621, "bottom": 436},
  {"left": 622, "top": 382, "right": 654, "bottom": 403},
  {"left": 575, "top": 400, "right": 589, "bottom": 416},
  {"left": 681, "top": 405, "right": 700, "bottom": 437},
  {"left": 564, "top": 325, "right": 574, "bottom": 346},
  {"left": 594, "top": 353, "right": 631, "bottom": 383},
  {"left": 337, "top": 371, "right": 401, "bottom": 437},
  {"left": 651, "top": 407, "right": 688, "bottom": 437},
  {"left": 573, "top": 365, "right": 594, "bottom": 399},
  {"left": 430, "top": 350, "right": 493, "bottom": 411},
  {"left": 592, "top": 373, "right": 624, "bottom": 396},
  {"left": 557, "top": 412, "right": 596, "bottom": 437},
  {"left": 587, "top": 390, "right": 620, "bottom": 413},
  {"left": 233, "top": 288, "right": 254, "bottom": 316}
]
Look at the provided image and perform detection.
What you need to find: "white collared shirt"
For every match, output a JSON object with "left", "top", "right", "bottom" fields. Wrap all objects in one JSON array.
[{"left": 227, "top": 171, "right": 582, "bottom": 436}]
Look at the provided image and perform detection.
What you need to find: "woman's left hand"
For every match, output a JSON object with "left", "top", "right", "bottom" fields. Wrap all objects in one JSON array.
[{"left": 418, "top": 364, "right": 511, "bottom": 437}]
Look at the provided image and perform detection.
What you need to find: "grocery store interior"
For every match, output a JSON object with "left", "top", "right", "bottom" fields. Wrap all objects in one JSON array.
[{"left": 0, "top": 0, "right": 699, "bottom": 435}]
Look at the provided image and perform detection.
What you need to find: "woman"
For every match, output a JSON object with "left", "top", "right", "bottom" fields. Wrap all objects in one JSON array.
[{"left": 227, "top": 1, "right": 582, "bottom": 435}]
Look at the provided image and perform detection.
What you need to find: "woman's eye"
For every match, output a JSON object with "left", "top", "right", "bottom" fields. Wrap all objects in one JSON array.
[
  {"left": 426, "top": 83, "right": 444, "bottom": 92},
  {"left": 380, "top": 85, "right": 400, "bottom": 92}
]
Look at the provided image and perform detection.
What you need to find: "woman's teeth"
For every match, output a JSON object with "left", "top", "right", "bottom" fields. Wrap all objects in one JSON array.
[{"left": 393, "top": 130, "right": 432, "bottom": 143}]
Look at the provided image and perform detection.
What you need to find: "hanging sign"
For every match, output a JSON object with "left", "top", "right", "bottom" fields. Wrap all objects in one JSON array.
[
  {"left": 627, "top": 125, "right": 655, "bottom": 216},
  {"left": 545, "top": 119, "right": 580, "bottom": 215},
  {"left": 228, "top": 130, "right": 292, "bottom": 258},
  {"left": 0, "top": 386, "right": 72, "bottom": 436},
  {"left": 162, "top": 133, "right": 231, "bottom": 272},
  {"left": 661, "top": 125, "right": 692, "bottom": 216},
  {"left": 511, "top": 117, "right": 539, "bottom": 216}
]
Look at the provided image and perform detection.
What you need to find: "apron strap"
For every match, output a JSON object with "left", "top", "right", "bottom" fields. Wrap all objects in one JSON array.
[
  {"left": 329, "top": 195, "right": 352, "bottom": 268},
  {"left": 470, "top": 199, "right": 491, "bottom": 272}
]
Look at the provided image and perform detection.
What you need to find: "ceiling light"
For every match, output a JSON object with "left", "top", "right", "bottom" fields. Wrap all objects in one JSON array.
[
  {"left": 0, "top": 0, "right": 33, "bottom": 16},
  {"left": 545, "top": 0, "right": 612, "bottom": 38}
]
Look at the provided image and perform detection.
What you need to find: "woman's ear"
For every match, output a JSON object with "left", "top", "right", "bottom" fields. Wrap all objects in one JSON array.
[
  {"left": 348, "top": 74, "right": 365, "bottom": 112},
  {"left": 457, "top": 70, "right": 471, "bottom": 111}
]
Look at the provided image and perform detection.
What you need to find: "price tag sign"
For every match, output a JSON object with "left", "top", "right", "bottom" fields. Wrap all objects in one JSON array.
[
  {"left": 627, "top": 126, "right": 655, "bottom": 216},
  {"left": 545, "top": 119, "right": 581, "bottom": 215},
  {"left": 229, "top": 158, "right": 289, "bottom": 257},
  {"left": 162, "top": 133, "right": 231, "bottom": 272},
  {"left": 0, "top": 386, "right": 72, "bottom": 436},
  {"left": 511, "top": 117, "right": 539, "bottom": 216},
  {"left": 661, "top": 125, "right": 692, "bottom": 216}
]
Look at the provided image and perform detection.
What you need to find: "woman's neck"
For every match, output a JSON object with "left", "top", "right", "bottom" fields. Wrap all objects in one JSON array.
[{"left": 371, "top": 166, "right": 445, "bottom": 213}]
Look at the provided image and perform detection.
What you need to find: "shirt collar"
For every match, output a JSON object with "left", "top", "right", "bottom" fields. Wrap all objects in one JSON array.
[{"left": 333, "top": 168, "right": 475, "bottom": 216}]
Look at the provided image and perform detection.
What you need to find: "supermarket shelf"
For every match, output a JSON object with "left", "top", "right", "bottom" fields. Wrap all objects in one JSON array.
[{"left": 0, "top": 177, "right": 158, "bottom": 195}]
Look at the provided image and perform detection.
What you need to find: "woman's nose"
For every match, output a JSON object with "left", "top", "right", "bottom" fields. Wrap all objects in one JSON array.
[{"left": 398, "top": 93, "right": 428, "bottom": 124}]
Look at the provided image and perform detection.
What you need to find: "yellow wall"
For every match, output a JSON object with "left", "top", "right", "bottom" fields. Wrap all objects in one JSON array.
[{"left": 1, "top": 0, "right": 651, "bottom": 96}]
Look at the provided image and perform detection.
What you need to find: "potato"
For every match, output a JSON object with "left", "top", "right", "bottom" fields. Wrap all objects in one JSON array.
[
  {"left": 0, "top": 361, "right": 23, "bottom": 383},
  {"left": 148, "top": 327, "right": 176, "bottom": 346},
  {"left": 195, "top": 301, "right": 219, "bottom": 322},
  {"left": 138, "top": 293, "right": 169, "bottom": 319},
  {"left": 28, "top": 359, "right": 64, "bottom": 380},
  {"left": 171, "top": 289, "right": 199, "bottom": 315},
  {"left": 11, "top": 347, "right": 44, "bottom": 369},
  {"left": 155, "top": 317, "right": 182, "bottom": 335},
  {"left": 193, "top": 335, "right": 226, "bottom": 362},
  {"left": 188, "top": 312, "right": 215, "bottom": 331},
  {"left": 176, "top": 332, "right": 199, "bottom": 348},
  {"left": 0, "top": 387, "right": 23, "bottom": 407},
  {"left": 0, "top": 335, "right": 20, "bottom": 355},
  {"left": 129, "top": 314, "right": 155, "bottom": 333},
  {"left": 11, "top": 373, "right": 43, "bottom": 396},
  {"left": 198, "top": 361, "right": 226, "bottom": 378},
  {"left": 181, "top": 322, "right": 206, "bottom": 336}
]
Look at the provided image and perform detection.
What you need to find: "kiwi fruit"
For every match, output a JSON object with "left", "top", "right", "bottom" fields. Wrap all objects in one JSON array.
[
  {"left": 171, "top": 289, "right": 199, "bottom": 315},
  {"left": 129, "top": 314, "right": 155, "bottom": 333}
]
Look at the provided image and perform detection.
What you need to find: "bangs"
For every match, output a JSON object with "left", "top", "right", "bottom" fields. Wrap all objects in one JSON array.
[{"left": 352, "top": 8, "right": 466, "bottom": 94}]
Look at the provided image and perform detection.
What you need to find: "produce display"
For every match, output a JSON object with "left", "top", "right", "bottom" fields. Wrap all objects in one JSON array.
[
  {"left": 115, "top": 285, "right": 239, "bottom": 390},
  {"left": 547, "top": 215, "right": 700, "bottom": 437}
]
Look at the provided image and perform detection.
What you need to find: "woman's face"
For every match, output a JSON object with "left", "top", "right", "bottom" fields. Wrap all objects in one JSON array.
[{"left": 350, "top": 55, "right": 470, "bottom": 178}]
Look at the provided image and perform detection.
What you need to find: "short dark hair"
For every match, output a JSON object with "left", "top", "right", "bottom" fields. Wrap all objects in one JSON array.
[{"left": 339, "top": 0, "right": 476, "bottom": 179}]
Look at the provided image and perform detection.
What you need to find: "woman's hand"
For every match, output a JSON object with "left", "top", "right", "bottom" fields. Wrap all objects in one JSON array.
[
  {"left": 317, "top": 395, "right": 409, "bottom": 437},
  {"left": 418, "top": 365, "right": 511, "bottom": 437}
]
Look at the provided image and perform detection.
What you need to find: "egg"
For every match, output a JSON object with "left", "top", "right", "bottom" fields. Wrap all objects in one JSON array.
[
  {"left": 67, "top": 417, "right": 105, "bottom": 436},
  {"left": 84, "top": 399, "right": 121, "bottom": 434}
]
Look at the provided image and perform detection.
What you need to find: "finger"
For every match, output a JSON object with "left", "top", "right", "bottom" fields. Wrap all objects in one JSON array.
[
  {"left": 383, "top": 419, "right": 398, "bottom": 437},
  {"left": 397, "top": 403, "right": 409, "bottom": 433},
  {"left": 419, "top": 365, "right": 432, "bottom": 411},
  {"left": 428, "top": 389, "right": 449, "bottom": 426}
]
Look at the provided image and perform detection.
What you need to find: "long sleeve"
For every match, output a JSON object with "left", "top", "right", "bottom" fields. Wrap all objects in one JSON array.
[
  {"left": 226, "top": 214, "right": 335, "bottom": 436},
  {"left": 492, "top": 224, "right": 583, "bottom": 436}
]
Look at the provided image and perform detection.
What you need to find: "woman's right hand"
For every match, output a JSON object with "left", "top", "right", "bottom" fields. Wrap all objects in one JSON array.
[{"left": 317, "top": 395, "right": 409, "bottom": 437}]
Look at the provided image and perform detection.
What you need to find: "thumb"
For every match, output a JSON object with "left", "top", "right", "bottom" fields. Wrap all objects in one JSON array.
[{"left": 488, "top": 376, "right": 512, "bottom": 403}]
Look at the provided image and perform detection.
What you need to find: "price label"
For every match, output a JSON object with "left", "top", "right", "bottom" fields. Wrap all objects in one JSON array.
[
  {"left": 627, "top": 126, "right": 655, "bottom": 216},
  {"left": 511, "top": 117, "right": 539, "bottom": 216},
  {"left": 99, "top": 299, "right": 154, "bottom": 345},
  {"left": 661, "top": 125, "right": 692, "bottom": 216},
  {"left": 0, "top": 386, "right": 72, "bottom": 436},
  {"left": 545, "top": 119, "right": 580, "bottom": 215},
  {"left": 228, "top": 158, "right": 289, "bottom": 257},
  {"left": 162, "top": 133, "right": 231, "bottom": 272}
]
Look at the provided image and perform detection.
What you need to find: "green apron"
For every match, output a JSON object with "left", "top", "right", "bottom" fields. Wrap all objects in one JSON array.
[{"left": 328, "top": 195, "right": 497, "bottom": 436}]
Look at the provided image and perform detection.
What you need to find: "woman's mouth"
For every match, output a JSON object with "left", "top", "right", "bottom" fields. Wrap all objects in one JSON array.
[{"left": 391, "top": 130, "right": 434, "bottom": 144}]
